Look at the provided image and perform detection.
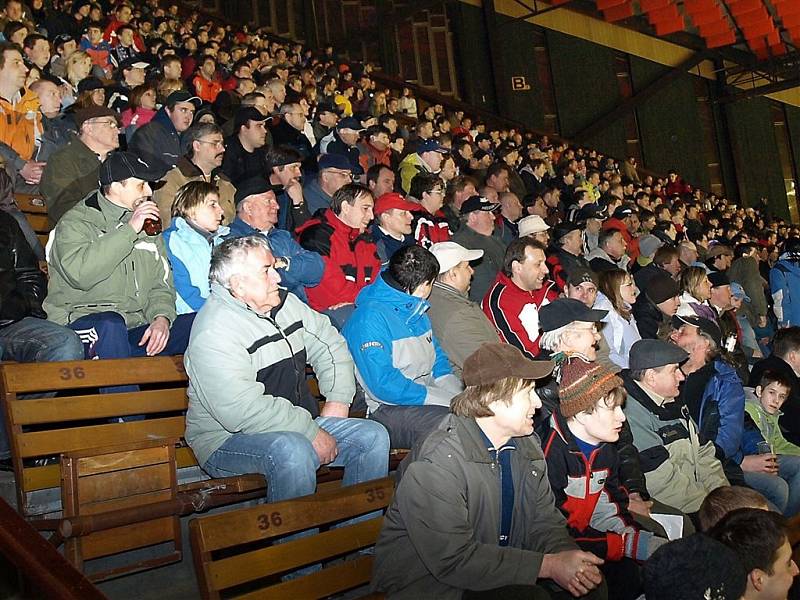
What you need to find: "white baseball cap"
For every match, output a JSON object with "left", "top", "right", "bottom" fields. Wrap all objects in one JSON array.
[
  {"left": 517, "top": 215, "right": 550, "bottom": 238},
  {"left": 430, "top": 241, "right": 484, "bottom": 274}
]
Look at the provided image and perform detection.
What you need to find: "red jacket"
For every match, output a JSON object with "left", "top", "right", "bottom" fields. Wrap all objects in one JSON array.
[
  {"left": 357, "top": 140, "right": 392, "bottom": 173},
  {"left": 411, "top": 207, "right": 451, "bottom": 249},
  {"left": 296, "top": 209, "right": 381, "bottom": 312},
  {"left": 602, "top": 217, "right": 639, "bottom": 263},
  {"left": 481, "top": 272, "right": 558, "bottom": 357}
]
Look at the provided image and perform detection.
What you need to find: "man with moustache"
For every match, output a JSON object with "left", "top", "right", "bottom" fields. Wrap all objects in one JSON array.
[{"left": 154, "top": 122, "right": 236, "bottom": 228}]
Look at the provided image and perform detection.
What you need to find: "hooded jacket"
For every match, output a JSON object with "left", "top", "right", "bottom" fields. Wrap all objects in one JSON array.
[
  {"left": 44, "top": 190, "right": 176, "bottom": 328},
  {"left": 185, "top": 284, "right": 355, "bottom": 467},
  {"left": 128, "top": 108, "right": 182, "bottom": 172},
  {"left": 594, "top": 292, "right": 641, "bottom": 370},
  {"left": 586, "top": 246, "right": 629, "bottom": 273},
  {"left": 621, "top": 372, "right": 728, "bottom": 513},
  {"left": 676, "top": 291, "right": 718, "bottom": 322},
  {"left": 163, "top": 216, "right": 229, "bottom": 314},
  {"left": 372, "top": 414, "right": 576, "bottom": 598},
  {"left": 749, "top": 355, "right": 800, "bottom": 445},
  {"left": 297, "top": 209, "right": 381, "bottom": 312},
  {"left": 770, "top": 254, "right": 800, "bottom": 328},
  {"left": 342, "top": 272, "right": 462, "bottom": 414}
]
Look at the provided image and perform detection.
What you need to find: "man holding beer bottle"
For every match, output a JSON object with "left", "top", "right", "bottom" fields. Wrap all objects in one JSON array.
[{"left": 44, "top": 152, "right": 195, "bottom": 363}]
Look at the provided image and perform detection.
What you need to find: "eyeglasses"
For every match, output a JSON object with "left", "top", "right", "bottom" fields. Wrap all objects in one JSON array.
[
  {"left": 87, "top": 119, "right": 119, "bottom": 129},
  {"left": 197, "top": 139, "right": 225, "bottom": 148}
]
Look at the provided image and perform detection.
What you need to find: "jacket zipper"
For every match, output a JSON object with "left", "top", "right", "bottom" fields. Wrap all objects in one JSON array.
[{"left": 262, "top": 314, "right": 303, "bottom": 403}]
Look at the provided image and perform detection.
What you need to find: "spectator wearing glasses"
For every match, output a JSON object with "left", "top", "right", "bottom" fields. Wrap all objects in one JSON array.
[
  {"left": 130, "top": 90, "right": 201, "bottom": 173},
  {"left": 40, "top": 106, "right": 120, "bottom": 226},
  {"left": 408, "top": 172, "right": 452, "bottom": 248},
  {"left": 153, "top": 122, "right": 236, "bottom": 228},
  {"left": 270, "top": 102, "right": 315, "bottom": 171},
  {"left": 303, "top": 153, "right": 357, "bottom": 217}
]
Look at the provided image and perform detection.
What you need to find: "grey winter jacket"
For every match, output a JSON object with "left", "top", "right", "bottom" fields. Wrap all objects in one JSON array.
[{"left": 372, "top": 414, "right": 576, "bottom": 598}]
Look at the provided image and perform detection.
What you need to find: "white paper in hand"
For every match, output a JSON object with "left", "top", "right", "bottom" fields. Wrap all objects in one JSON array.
[{"left": 649, "top": 513, "right": 683, "bottom": 540}]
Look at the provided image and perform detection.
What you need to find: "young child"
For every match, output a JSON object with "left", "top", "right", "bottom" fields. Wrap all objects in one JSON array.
[
  {"left": 739, "top": 370, "right": 800, "bottom": 516},
  {"left": 540, "top": 358, "right": 668, "bottom": 600}
]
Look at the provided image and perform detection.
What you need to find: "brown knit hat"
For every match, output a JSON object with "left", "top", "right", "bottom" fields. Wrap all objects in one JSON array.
[{"left": 558, "top": 358, "right": 623, "bottom": 418}]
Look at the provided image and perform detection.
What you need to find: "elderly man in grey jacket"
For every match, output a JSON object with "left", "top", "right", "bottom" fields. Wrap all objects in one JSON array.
[{"left": 184, "top": 235, "right": 389, "bottom": 503}]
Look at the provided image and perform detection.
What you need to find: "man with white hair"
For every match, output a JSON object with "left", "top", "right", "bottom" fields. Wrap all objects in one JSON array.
[
  {"left": 427, "top": 241, "right": 498, "bottom": 379},
  {"left": 184, "top": 235, "right": 389, "bottom": 503}
]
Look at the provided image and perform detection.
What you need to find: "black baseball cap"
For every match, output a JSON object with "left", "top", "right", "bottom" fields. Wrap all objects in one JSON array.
[
  {"left": 553, "top": 221, "right": 582, "bottom": 240},
  {"left": 708, "top": 271, "right": 730, "bottom": 287},
  {"left": 576, "top": 203, "right": 607, "bottom": 221},
  {"left": 98, "top": 152, "right": 166, "bottom": 186},
  {"left": 566, "top": 267, "right": 598, "bottom": 288},
  {"left": 165, "top": 90, "right": 202, "bottom": 109},
  {"left": 77, "top": 77, "right": 104, "bottom": 93},
  {"left": 234, "top": 177, "right": 282, "bottom": 206},
  {"left": 612, "top": 204, "right": 637, "bottom": 219},
  {"left": 234, "top": 106, "right": 271, "bottom": 130},
  {"left": 316, "top": 101, "right": 341, "bottom": 115},
  {"left": 671, "top": 314, "right": 723, "bottom": 348},
  {"left": 461, "top": 195, "right": 500, "bottom": 214},
  {"left": 646, "top": 272, "right": 680, "bottom": 305},
  {"left": 539, "top": 298, "right": 607, "bottom": 332},
  {"left": 629, "top": 339, "right": 688, "bottom": 371}
]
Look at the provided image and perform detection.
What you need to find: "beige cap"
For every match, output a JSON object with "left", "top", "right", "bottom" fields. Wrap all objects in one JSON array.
[
  {"left": 518, "top": 215, "right": 550, "bottom": 237},
  {"left": 430, "top": 241, "right": 484, "bottom": 274}
]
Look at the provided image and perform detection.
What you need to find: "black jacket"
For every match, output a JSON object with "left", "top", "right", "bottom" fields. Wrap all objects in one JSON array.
[
  {"left": 269, "top": 118, "right": 316, "bottom": 172},
  {"left": 632, "top": 294, "right": 666, "bottom": 340},
  {"left": 220, "top": 134, "right": 267, "bottom": 186},
  {"left": 0, "top": 211, "right": 46, "bottom": 328}
]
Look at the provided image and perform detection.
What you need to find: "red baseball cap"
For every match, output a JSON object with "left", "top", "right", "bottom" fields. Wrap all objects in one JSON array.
[{"left": 374, "top": 193, "right": 419, "bottom": 217}]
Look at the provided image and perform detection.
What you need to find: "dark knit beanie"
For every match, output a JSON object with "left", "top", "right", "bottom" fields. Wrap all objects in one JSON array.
[{"left": 558, "top": 358, "right": 622, "bottom": 418}]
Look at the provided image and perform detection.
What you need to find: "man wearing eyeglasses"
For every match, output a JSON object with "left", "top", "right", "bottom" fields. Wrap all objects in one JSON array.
[
  {"left": 303, "top": 153, "right": 357, "bottom": 217},
  {"left": 129, "top": 90, "right": 201, "bottom": 173},
  {"left": 41, "top": 106, "right": 120, "bottom": 225},
  {"left": 153, "top": 122, "right": 236, "bottom": 228},
  {"left": 269, "top": 102, "right": 314, "bottom": 170}
]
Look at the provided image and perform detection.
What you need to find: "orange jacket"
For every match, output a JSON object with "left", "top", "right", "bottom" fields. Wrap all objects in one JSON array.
[
  {"left": 193, "top": 75, "right": 222, "bottom": 104},
  {"left": 0, "top": 89, "right": 41, "bottom": 161}
]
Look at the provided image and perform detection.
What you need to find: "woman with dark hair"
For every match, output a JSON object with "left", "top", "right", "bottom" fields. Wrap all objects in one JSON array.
[
  {"left": 595, "top": 269, "right": 641, "bottom": 369},
  {"left": 120, "top": 84, "right": 157, "bottom": 133}
]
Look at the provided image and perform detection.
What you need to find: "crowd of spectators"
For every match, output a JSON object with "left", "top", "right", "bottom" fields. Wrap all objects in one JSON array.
[{"left": 2, "top": 0, "right": 800, "bottom": 596}]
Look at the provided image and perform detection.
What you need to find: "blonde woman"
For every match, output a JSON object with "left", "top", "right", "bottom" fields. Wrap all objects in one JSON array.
[
  {"left": 62, "top": 51, "right": 93, "bottom": 108},
  {"left": 595, "top": 269, "right": 641, "bottom": 369},
  {"left": 677, "top": 266, "right": 717, "bottom": 321}
]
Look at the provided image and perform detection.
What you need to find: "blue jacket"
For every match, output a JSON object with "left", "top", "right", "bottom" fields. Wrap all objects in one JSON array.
[
  {"left": 693, "top": 359, "right": 745, "bottom": 463},
  {"left": 372, "top": 224, "right": 416, "bottom": 266},
  {"left": 342, "top": 272, "right": 462, "bottom": 413},
  {"left": 226, "top": 217, "right": 323, "bottom": 302},
  {"left": 770, "top": 255, "right": 800, "bottom": 328},
  {"left": 163, "top": 217, "right": 229, "bottom": 314}
]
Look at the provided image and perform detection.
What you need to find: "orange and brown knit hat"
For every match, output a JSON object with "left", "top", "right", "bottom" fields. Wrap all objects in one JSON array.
[{"left": 558, "top": 358, "right": 623, "bottom": 418}]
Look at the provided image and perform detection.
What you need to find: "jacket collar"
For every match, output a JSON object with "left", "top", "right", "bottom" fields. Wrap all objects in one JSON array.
[
  {"left": 450, "top": 415, "right": 542, "bottom": 463},
  {"left": 210, "top": 282, "right": 288, "bottom": 319}
]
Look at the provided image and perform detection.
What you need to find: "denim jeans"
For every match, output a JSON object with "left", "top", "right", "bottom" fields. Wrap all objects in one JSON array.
[
  {"left": 370, "top": 404, "right": 450, "bottom": 449},
  {"left": 743, "top": 454, "right": 800, "bottom": 517},
  {"left": 69, "top": 311, "right": 195, "bottom": 395},
  {"left": 203, "top": 416, "right": 390, "bottom": 502},
  {"left": 0, "top": 317, "right": 84, "bottom": 459}
]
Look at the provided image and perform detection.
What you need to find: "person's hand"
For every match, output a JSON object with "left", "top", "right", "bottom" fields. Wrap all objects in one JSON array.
[
  {"left": 320, "top": 401, "right": 350, "bottom": 418},
  {"left": 138, "top": 316, "right": 170, "bottom": 356},
  {"left": 627, "top": 492, "right": 653, "bottom": 517},
  {"left": 311, "top": 428, "right": 338, "bottom": 465},
  {"left": 285, "top": 180, "right": 304, "bottom": 207},
  {"left": 741, "top": 453, "right": 779, "bottom": 474},
  {"left": 20, "top": 160, "right": 44, "bottom": 184},
  {"left": 128, "top": 200, "right": 161, "bottom": 234},
  {"left": 541, "top": 550, "right": 604, "bottom": 597}
]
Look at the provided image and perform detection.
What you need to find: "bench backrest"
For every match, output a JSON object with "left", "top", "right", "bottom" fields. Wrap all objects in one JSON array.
[
  {"left": 16, "top": 193, "right": 50, "bottom": 247},
  {"left": 0, "top": 357, "right": 193, "bottom": 517},
  {"left": 189, "top": 477, "right": 394, "bottom": 600}
]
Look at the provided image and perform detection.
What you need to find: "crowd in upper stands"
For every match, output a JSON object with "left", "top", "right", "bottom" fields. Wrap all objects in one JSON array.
[{"left": 3, "top": 0, "right": 800, "bottom": 596}]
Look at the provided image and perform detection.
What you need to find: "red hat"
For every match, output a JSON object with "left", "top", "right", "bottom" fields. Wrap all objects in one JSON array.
[{"left": 374, "top": 193, "right": 419, "bottom": 217}]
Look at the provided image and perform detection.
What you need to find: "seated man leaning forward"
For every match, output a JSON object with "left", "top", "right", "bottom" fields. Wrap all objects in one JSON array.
[
  {"left": 343, "top": 245, "right": 464, "bottom": 449},
  {"left": 184, "top": 235, "right": 390, "bottom": 503},
  {"left": 372, "top": 342, "right": 606, "bottom": 600},
  {"left": 45, "top": 152, "right": 195, "bottom": 360}
]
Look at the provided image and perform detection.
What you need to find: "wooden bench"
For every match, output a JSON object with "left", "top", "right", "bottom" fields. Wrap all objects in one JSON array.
[
  {"left": 1, "top": 357, "right": 408, "bottom": 520},
  {"left": 189, "top": 476, "right": 394, "bottom": 600},
  {"left": 15, "top": 192, "right": 50, "bottom": 248},
  {"left": 0, "top": 356, "right": 266, "bottom": 519}
]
